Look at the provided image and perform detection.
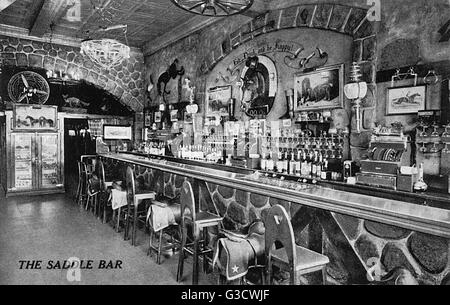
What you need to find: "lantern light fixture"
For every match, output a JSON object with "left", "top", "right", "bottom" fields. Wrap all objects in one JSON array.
[{"left": 344, "top": 62, "right": 367, "bottom": 133}]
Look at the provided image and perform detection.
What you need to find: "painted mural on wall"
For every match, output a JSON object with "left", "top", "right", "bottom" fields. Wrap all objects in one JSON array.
[{"left": 205, "top": 29, "right": 353, "bottom": 121}]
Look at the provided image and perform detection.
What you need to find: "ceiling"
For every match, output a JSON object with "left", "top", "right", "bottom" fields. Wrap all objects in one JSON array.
[
  {"left": 0, "top": 0, "right": 370, "bottom": 52},
  {"left": 0, "top": 0, "right": 202, "bottom": 48}
]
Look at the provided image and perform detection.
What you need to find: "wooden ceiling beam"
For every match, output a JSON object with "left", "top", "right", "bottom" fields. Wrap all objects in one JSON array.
[
  {"left": 0, "top": 0, "right": 18, "bottom": 12},
  {"left": 29, "top": 0, "right": 73, "bottom": 37}
]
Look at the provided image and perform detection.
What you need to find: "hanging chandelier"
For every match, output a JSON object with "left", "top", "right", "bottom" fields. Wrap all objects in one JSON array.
[
  {"left": 80, "top": 24, "right": 130, "bottom": 70},
  {"left": 170, "top": 0, "right": 254, "bottom": 17},
  {"left": 80, "top": 0, "right": 131, "bottom": 70},
  {"left": 81, "top": 39, "right": 129, "bottom": 70}
]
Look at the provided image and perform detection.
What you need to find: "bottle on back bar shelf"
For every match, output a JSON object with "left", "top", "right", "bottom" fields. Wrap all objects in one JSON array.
[
  {"left": 321, "top": 157, "right": 329, "bottom": 180},
  {"left": 307, "top": 151, "right": 313, "bottom": 177},
  {"left": 316, "top": 153, "right": 323, "bottom": 179},
  {"left": 277, "top": 149, "right": 284, "bottom": 173},
  {"left": 295, "top": 150, "right": 302, "bottom": 176},
  {"left": 311, "top": 151, "right": 318, "bottom": 177},
  {"left": 266, "top": 151, "right": 274, "bottom": 172},
  {"left": 283, "top": 150, "right": 289, "bottom": 174},
  {"left": 260, "top": 151, "right": 267, "bottom": 171},
  {"left": 300, "top": 150, "right": 307, "bottom": 177},
  {"left": 288, "top": 151, "right": 296, "bottom": 175}
]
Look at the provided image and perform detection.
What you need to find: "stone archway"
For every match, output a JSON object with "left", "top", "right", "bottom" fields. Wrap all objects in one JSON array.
[{"left": 0, "top": 35, "right": 145, "bottom": 112}]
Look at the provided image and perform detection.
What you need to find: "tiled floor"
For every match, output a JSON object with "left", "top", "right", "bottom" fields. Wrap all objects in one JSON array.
[{"left": 0, "top": 192, "right": 217, "bottom": 285}]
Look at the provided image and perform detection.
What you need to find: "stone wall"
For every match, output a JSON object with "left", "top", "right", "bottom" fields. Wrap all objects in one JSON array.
[
  {"left": 0, "top": 35, "right": 145, "bottom": 112},
  {"left": 331, "top": 213, "right": 450, "bottom": 285}
]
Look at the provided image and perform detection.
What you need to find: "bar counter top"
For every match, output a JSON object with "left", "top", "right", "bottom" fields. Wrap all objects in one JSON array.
[{"left": 99, "top": 152, "right": 450, "bottom": 238}]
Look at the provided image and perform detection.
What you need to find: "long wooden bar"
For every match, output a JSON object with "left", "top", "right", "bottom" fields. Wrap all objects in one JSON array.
[{"left": 100, "top": 153, "right": 450, "bottom": 239}]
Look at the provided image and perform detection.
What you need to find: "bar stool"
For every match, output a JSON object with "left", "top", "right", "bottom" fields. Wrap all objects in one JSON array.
[
  {"left": 85, "top": 164, "right": 101, "bottom": 215},
  {"left": 96, "top": 160, "right": 117, "bottom": 223},
  {"left": 76, "top": 161, "right": 87, "bottom": 206},
  {"left": 147, "top": 200, "right": 181, "bottom": 264},
  {"left": 78, "top": 155, "right": 97, "bottom": 207},
  {"left": 124, "top": 166, "right": 156, "bottom": 246},
  {"left": 176, "top": 180, "right": 223, "bottom": 285},
  {"left": 265, "top": 204, "right": 329, "bottom": 285}
]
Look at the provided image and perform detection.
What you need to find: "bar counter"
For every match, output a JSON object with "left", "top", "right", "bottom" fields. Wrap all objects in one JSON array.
[
  {"left": 100, "top": 152, "right": 450, "bottom": 239},
  {"left": 99, "top": 152, "right": 450, "bottom": 284}
]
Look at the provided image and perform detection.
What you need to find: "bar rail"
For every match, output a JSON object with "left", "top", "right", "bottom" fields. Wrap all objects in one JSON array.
[{"left": 99, "top": 153, "right": 450, "bottom": 239}]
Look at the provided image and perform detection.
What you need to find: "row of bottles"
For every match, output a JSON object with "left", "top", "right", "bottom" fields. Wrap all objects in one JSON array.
[
  {"left": 177, "top": 145, "right": 225, "bottom": 163},
  {"left": 261, "top": 149, "right": 343, "bottom": 181},
  {"left": 143, "top": 140, "right": 166, "bottom": 155}
]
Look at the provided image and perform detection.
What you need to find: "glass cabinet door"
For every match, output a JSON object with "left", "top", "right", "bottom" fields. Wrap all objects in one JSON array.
[
  {"left": 12, "top": 134, "right": 34, "bottom": 190},
  {"left": 39, "top": 134, "right": 60, "bottom": 188}
]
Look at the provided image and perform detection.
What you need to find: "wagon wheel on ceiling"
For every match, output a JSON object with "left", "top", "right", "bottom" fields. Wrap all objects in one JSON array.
[
  {"left": 170, "top": 0, "right": 254, "bottom": 17},
  {"left": 7, "top": 71, "right": 50, "bottom": 104}
]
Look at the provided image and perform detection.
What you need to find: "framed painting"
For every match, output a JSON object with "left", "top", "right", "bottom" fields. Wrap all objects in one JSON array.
[
  {"left": 386, "top": 85, "right": 426, "bottom": 115},
  {"left": 103, "top": 125, "right": 132, "bottom": 141},
  {"left": 294, "top": 64, "right": 344, "bottom": 111},
  {"left": 206, "top": 85, "right": 232, "bottom": 117},
  {"left": 13, "top": 104, "right": 58, "bottom": 131}
]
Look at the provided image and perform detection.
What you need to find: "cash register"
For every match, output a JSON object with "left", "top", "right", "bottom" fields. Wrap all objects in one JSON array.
[{"left": 356, "top": 124, "right": 413, "bottom": 190}]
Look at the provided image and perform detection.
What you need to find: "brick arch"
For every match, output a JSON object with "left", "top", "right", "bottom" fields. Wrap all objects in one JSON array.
[
  {"left": 200, "top": 4, "right": 374, "bottom": 74},
  {"left": 0, "top": 35, "right": 145, "bottom": 111}
]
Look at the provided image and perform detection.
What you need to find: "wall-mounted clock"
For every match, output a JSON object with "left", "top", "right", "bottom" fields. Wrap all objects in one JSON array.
[{"left": 8, "top": 71, "right": 50, "bottom": 104}]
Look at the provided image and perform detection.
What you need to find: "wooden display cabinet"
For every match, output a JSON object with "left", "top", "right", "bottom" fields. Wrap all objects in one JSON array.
[{"left": 2, "top": 105, "right": 64, "bottom": 197}]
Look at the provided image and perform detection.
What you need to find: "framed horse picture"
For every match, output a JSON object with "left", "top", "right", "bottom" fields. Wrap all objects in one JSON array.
[
  {"left": 294, "top": 64, "right": 344, "bottom": 112},
  {"left": 13, "top": 104, "right": 58, "bottom": 131},
  {"left": 386, "top": 85, "right": 426, "bottom": 115}
]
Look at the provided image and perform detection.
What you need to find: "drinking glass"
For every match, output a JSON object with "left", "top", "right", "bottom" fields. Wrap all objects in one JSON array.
[
  {"left": 431, "top": 123, "right": 440, "bottom": 139},
  {"left": 430, "top": 142, "right": 440, "bottom": 153},
  {"left": 442, "top": 143, "right": 450, "bottom": 154},
  {"left": 419, "top": 142, "right": 427, "bottom": 153},
  {"left": 442, "top": 124, "right": 450, "bottom": 138},
  {"left": 418, "top": 120, "right": 428, "bottom": 138}
]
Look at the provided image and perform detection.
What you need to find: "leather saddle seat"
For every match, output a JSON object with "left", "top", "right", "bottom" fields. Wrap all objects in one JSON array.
[{"left": 213, "top": 220, "right": 265, "bottom": 281}]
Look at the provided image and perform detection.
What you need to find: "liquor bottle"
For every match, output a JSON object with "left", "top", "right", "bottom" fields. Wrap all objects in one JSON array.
[
  {"left": 288, "top": 151, "right": 295, "bottom": 175},
  {"left": 266, "top": 151, "right": 274, "bottom": 172},
  {"left": 300, "top": 150, "right": 308, "bottom": 176},
  {"left": 260, "top": 151, "right": 267, "bottom": 171},
  {"left": 311, "top": 151, "right": 318, "bottom": 177},
  {"left": 307, "top": 151, "right": 313, "bottom": 177},
  {"left": 283, "top": 149, "right": 289, "bottom": 174},
  {"left": 295, "top": 150, "right": 302, "bottom": 176},
  {"left": 316, "top": 153, "right": 323, "bottom": 179},
  {"left": 277, "top": 149, "right": 284, "bottom": 173},
  {"left": 321, "top": 157, "right": 329, "bottom": 180}
]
